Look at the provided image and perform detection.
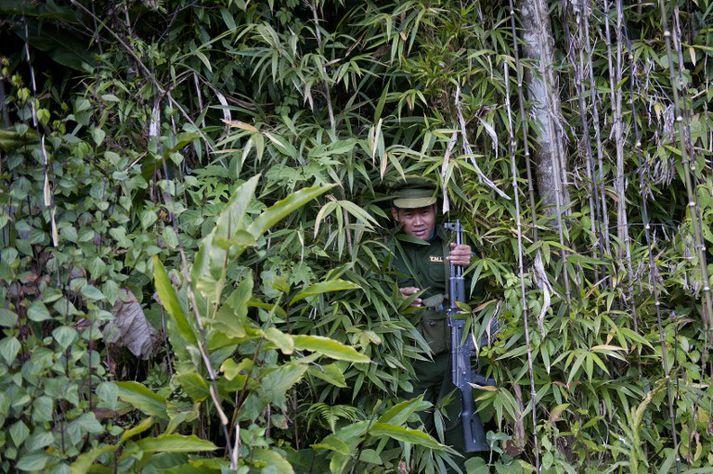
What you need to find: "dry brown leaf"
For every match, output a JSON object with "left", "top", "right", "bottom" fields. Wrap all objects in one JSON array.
[{"left": 104, "top": 289, "right": 158, "bottom": 359}]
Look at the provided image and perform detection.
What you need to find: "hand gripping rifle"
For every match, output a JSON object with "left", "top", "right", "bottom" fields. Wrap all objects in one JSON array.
[{"left": 444, "top": 220, "right": 496, "bottom": 453}]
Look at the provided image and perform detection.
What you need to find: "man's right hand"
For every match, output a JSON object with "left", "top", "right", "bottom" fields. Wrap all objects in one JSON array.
[{"left": 399, "top": 287, "right": 422, "bottom": 307}]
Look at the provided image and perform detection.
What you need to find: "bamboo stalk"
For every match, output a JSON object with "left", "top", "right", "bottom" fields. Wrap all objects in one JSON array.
[
  {"left": 606, "top": 0, "right": 639, "bottom": 333},
  {"left": 658, "top": 0, "right": 713, "bottom": 356},
  {"left": 310, "top": 0, "right": 336, "bottom": 134},
  {"left": 526, "top": 0, "right": 572, "bottom": 303},
  {"left": 504, "top": 60, "right": 540, "bottom": 472},
  {"left": 583, "top": 1, "right": 612, "bottom": 255},
  {"left": 508, "top": 0, "right": 539, "bottom": 243},
  {"left": 570, "top": 0, "right": 602, "bottom": 263},
  {"left": 629, "top": 52, "right": 682, "bottom": 474}
]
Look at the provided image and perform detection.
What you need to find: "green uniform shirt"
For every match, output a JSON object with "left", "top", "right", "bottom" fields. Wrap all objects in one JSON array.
[{"left": 392, "top": 227, "right": 447, "bottom": 299}]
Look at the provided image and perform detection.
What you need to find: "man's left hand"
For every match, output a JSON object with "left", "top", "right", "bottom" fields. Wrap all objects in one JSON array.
[{"left": 447, "top": 243, "right": 472, "bottom": 267}]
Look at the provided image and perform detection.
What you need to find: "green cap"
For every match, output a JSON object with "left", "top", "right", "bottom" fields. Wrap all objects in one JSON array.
[{"left": 392, "top": 177, "right": 437, "bottom": 209}]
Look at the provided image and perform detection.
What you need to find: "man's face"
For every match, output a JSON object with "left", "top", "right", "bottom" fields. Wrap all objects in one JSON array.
[{"left": 391, "top": 205, "right": 437, "bottom": 240}]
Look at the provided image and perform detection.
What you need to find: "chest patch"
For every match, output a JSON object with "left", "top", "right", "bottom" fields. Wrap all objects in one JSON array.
[{"left": 429, "top": 255, "right": 444, "bottom": 263}]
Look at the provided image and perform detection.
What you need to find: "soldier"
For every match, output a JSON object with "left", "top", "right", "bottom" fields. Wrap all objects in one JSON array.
[{"left": 389, "top": 178, "right": 484, "bottom": 468}]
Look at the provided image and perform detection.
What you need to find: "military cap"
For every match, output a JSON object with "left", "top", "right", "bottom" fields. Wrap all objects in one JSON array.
[{"left": 391, "top": 176, "right": 438, "bottom": 209}]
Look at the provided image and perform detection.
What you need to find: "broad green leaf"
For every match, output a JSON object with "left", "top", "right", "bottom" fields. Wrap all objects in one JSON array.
[
  {"left": 191, "top": 175, "right": 260, "bottom": 305},
  {"left": 377, "top": 397, "right": 427, "bottom": 426},
  {"left": 0, "top": 308, "right": 17, "bottom": 327},
  {"left": 175, "top": 372, "right": 210, "bottom": 402},
  {"left": 308, "top": 363, "right": 346, "bottom": 388},
  {"left": 27, "top": 301, "right": 50, "bottom": 322},
  {"left": 16, "top": 453, "right": 50, "bottom": 472},
  {"left": 10, "top": 420, "right": 29, "bottom": 447},
  {"left": 0, "top": 336, "right": 21, "bottom": 365},
  {"left": 71, "top": 413, "right": 104, "bottom": 434},
  {"left": 264, "top": 132, "right": 297, "bottom": 159},
  {"left": 547, "top": 403, "right": 570, "bottom": 425},
  {"left": 25, "top": 431, "right": 54, "bottom": 451},
  {"left": 369, "top": 422, "right": 448, "bottom": 451},
  {"left": 212, "top": 275, "right": 253, "bottom": 339},
  {"left": 251, "top": 448, "right": 294, "bottom": 474},
  {"left": 71, "top": 444, "right": 118, "bottom": 474},
  {"left": 312, "top": 434, "right": 351, "bottom": 455},
  {"left": 264, "top": 327, "right": 294, "bottom": 354},
  {"left": 136, "top": 434, "right": 217, "bottom": 453},
  {"left": 53, "top": 326, "right": 78, "bottom": 349},
  {"left": 259, "top": 363, "right": 308, "bottom": 408},
  {"left": 153, "top": 256, "right": 197, "bottom": 346},
  {"left": 120, "top": 417, "right": 155, "bottom": 443},
  {"left": 359, "top": 449, "right": 383, "bottom": 465},
  {"left": 247, "top": 184, "right": 334, "bottom": 239},
  {"left": 116, "top": 381, "right": 168, "bottom": 419},
  {"left": 290, "top": 279, "right": 361, "bottom": 304},
  {"left": 221, "top": 358, "right": 253, "bottom": 382},
  {"left": 293, "top": 335, "right": 370, "bottom": 363}
]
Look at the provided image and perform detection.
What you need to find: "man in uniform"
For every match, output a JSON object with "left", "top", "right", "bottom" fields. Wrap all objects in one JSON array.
[{"left": 389, "top": 178, "right": 484, "bottom": 465}]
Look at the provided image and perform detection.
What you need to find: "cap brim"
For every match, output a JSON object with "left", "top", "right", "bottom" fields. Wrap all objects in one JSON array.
[{"left": 393, "top": 196, "right": 437, "bottom": 209}]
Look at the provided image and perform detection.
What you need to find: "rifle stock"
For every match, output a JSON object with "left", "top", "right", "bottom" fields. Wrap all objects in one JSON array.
[{"left": 444, "top": 220, "right": 496, "bottom": 453}]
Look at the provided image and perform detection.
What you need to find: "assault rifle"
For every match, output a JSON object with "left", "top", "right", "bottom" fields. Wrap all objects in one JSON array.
[{"left": 444, "top": 220, "right": 496, "bottom": 453}]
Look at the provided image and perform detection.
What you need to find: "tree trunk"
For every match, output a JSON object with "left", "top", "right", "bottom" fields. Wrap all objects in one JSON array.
[{"left": 517, "top": 0, "right": 570, "bottom": 215}]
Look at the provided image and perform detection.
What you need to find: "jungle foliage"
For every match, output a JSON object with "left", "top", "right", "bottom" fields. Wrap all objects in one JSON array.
[{"left": 0, "top": 0, "right": 712, "bottom": 472}]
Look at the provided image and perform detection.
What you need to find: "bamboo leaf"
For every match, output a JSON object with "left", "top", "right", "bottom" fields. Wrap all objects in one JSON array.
[
  {"left": 290, "top": 279, "right": 361, "bottom": 304},
  {"left": 293, "top": 335, "right": 370, "bottom": 363},
  {"left": 308, "top": 363, "right": 347, "bottom": 388},
  {"left": 135, "top": 434, "right": 217, "bottom": 453},
  {"left": 247, "top": 183, "right": 334, "bottom": 239},
  {"left": 369, "top": 423, "right": 450, "bottom": 451}
]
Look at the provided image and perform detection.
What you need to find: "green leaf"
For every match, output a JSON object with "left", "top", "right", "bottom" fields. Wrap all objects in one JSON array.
[
  {"left": 290, "top": 279, "right": 361, "bottom": 304},
  {"left": 16, "top": 453, "right": 49, "bottom": 472},
  {"left": 264, "top": 327, "right": 294, "bottom": 354},
  {"left": 308, "top": 363, "right": 346, "bottom": 388},
  {"left": 116, "top": 381, "right": 168, "bottom": 419},
  {"left": 0, "top": 336, "right": 21, "bottom": 365},
  {"left": 162, "top": 226, "right": 179, "bottom": 249},
  {"left": 212, "top": 275, "right": 253, "bottom": 339},
  {"left": 259, "top": 363, "right": 308, "bottom": 408},
  {"left": 313, "top": 434, "right": 351, "bottom": 455},
  {"left": 221, "top": 358, "right": 253, "bottom": 382},
  {"left": 120, "top": 417, "right": 155, "bottom": 443},
  {"left": 32, "top": 396, "right": 53, "bottom": 423},
  {"left": 359, "top": 449, "right": 383, "bottom": 465},
  {"left": 71, "top": 444, "right": 118, "bottom": 474},
  {"left": 0, "top": 308, "right": 17, "bottom": 327},
  {"left": 293, "top": 335, "right": 370, "bottom": 363},
  {"left": 52, "top": 325, "right": 78, "bottom": 349},
  {"left": 369, "top": 422, "right": 448, "bottom": 450},
  {"left": 175, "top": 372, "right": 210, "bottom": 402},
  {"left": 153, "top": 256, "right": 197, "bottom": 346},
  {"left": 247, "top": 183, "right": 334, "bottom": 239},
  {"left": 25, "top": 431, "right": 54, "bottom": 451},
  {"left": 27, "top": 301, "right": 50, "bottom": 322},
  {"left": 71, "top": 413, "right": 104, "bottom": 434},
  {"left": 81, "top": 284, "right": 104, "bottom": 300},
  {"left": 378, "top": 397, "right": 427, "bottom": 426},
  {"left": 191, "top": 175, "right": 260, "bottom": 305},
  {"left": 9, "top": 420, "right": 29, "bottom": 447},
  {"left": 135, "top": 434, "right": 217, "bottom": 453},
  {"left": 251, "top": 448, "right": 294, "bottom": 473}
]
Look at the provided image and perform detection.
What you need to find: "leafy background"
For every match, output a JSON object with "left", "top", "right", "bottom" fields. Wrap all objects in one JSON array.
[{"left": 0, "top": 0, "right": 712, "bottom": 473}]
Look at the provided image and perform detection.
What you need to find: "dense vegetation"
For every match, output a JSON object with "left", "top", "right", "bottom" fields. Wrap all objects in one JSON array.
[{"left": 1, "top": 0, "right": 712, "bottom": 472}]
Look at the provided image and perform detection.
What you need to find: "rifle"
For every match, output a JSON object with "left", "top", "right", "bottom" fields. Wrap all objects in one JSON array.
[{"left": 444, "top": 220, "right": 496, "bottom": 453}]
